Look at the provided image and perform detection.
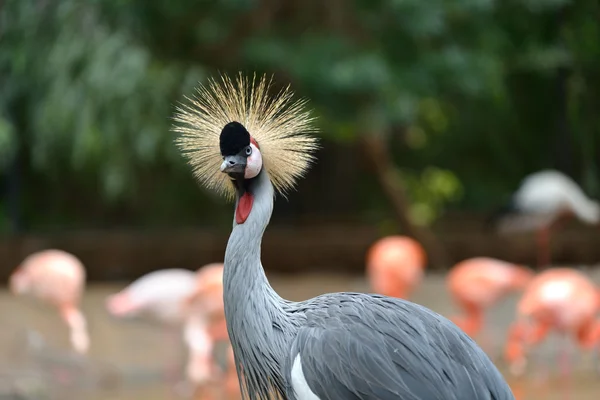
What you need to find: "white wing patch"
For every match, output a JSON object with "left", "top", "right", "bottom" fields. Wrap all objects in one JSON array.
[{"left": 291, "top": 354, "right": 320, "bottom": 400}]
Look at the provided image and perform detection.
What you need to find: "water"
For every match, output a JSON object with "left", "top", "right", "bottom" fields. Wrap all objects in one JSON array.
[{"left": 1, "top": 271, "right": 599, "bottom": 399}]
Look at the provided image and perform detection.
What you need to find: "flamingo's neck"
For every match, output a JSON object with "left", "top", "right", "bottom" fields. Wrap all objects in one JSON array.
[
  {"left": 509, "top": 266, "right": 534, "bottom": 290},
  {"left": 452, "top": 306, "right": 484, "bottom": 337},
  {"left": 577, "top": 320, "right": 600, "bottom": 349}
]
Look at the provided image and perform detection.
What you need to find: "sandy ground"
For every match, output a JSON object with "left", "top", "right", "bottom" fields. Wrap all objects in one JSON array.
[{"left": 1, "top": 270, "right": 600, "bottom": 399}]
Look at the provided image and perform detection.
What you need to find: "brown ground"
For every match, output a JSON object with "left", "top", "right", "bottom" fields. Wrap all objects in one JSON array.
[{"left": 1, "top": 270, "right": 600, "bottom": 400}]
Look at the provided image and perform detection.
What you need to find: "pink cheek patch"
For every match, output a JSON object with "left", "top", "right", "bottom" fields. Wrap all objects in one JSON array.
[{"left": 244, "top": 143, "right": 262, "bottom": 179}]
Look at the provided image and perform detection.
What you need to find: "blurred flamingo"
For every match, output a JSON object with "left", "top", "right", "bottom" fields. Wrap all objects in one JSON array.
[
  {"left": 105, "top": 268, "right": 197, "bottom": 390},
  {"left": 9, "top": 249, "right": 89, "bottom": 354},
  {"left": 365, "top": 235, "right": 426, "bottom": 299},
  {"left": 447, "top": 257, "right": 533, "bottom": 354},
  {"left": 183, "top": 263, "right": 241, "bottom": 400},
  {"left": 190, "top": 347, "right": 240, "bottom": 400},
  {"left": 183, "top": 264, "right": 226, "bottom": 385},
  {"left": 222, "top": 347, "right": 241, "bottom": 400},
  {"left": 488, "top": 169, "right": 600, "bottom": 268},
  {"left": 504, "top": 268, "right": 600, "bottom": 380},
  {"left": 105, "top": 268, "right": 197, "bottom": 325}
]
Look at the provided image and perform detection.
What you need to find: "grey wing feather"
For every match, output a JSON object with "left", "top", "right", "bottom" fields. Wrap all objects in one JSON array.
[{"left": 285, "top": 294, "right": 514, "bottom": 400}]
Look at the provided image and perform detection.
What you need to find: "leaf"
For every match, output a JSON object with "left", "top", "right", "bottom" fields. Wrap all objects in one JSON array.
[{"left": 0, "top": 116, "right": 16, "bottom": 167}]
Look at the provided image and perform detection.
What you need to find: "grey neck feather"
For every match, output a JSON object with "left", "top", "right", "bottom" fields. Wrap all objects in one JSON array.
[{"left": 223, "top": 169, "right": 301, "bottom": 400}]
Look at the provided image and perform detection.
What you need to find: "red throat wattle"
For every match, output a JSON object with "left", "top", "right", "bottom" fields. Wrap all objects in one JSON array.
[{"left": 236, "top": 192, "right": 254, "bottom": 224}]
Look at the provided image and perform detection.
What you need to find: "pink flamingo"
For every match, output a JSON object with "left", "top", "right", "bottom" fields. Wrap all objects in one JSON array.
[
  {"left": 504, "top": 268, "right": 600, "bottom": 398},
  {"left": 223, "top": 346, "right": 241, "bottom": 400},
  {"left": 183, "top": 263, "right": 240, "bottom": 400},
  {"left": 190, "top": 347, "right": 241, "bottom": 400},
  {"left": 9, "top": 249, "right": 89, "bottom": 354},
  {"left": 505, "top": 268, "right": 600, "bottom": 377},
  {"left": 105, "top": 268, "right": 197, "bottom": 325},
  {"left": 446, "top": 257, "right": 533, "bottom": 353},
  {"left": 365, "top": 235, "right": 427, "bottom": 300},
  {"left": 105, "top": 268, "right": 197, "bottom": 391}
]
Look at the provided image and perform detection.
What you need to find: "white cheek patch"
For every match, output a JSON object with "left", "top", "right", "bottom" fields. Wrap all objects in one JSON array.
[{"left": 245, "top": 143, "right": 262, "bottom": 179}]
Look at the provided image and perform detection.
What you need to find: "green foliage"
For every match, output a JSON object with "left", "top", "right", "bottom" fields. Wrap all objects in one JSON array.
[
  {"left": 0, "top": 116, "right": 16, "bottom": 167},
  {"left": 1, "top": 0, "right": 599, "bottom": 228},
  {"left": 1, "top": 0, "right": 204, "bottom": 201},
  {"left": 403, "top": 167, "right": 464, "bottom": 226}
]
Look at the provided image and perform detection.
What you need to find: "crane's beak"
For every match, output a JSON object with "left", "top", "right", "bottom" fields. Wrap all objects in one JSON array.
[{"left": 220, "top": 155, "right": 246, "bottom": 175}]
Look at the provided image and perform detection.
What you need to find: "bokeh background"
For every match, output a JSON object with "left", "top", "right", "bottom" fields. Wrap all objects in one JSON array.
[{"left": 1, "top": 0, "right": 600, "bottom": 399}]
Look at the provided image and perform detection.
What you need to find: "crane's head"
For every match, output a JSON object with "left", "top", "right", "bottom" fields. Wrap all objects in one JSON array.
[
  {"left": 173, "top": 73, "right": 319, "bottom": 201},
  {"left": 219, "top": 121, "right": 263, "bottom": 196}
]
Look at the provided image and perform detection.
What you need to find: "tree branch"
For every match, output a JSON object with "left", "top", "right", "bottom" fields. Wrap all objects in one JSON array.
[{"left": 361, "top": 133, "right": 449, "bottom": 270}]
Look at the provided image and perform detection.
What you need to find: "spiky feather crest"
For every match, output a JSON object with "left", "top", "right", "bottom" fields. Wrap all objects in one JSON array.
[{"left": 173, "top": 73, "right": 319, "bottom": 201}]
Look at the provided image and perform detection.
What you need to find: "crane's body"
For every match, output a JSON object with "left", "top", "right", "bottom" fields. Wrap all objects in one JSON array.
[
  {"left": 223, "top": 169, "right": 513, "bottom": 400},
  {"left": 174, "top": 74, "right": 515, "bottom": 400}
]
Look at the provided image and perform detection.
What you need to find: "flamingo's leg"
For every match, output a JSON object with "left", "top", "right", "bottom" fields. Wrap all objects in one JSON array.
[
  {"left": 164, "top": 326, "right": 185, "bottom": 398},
  {"left": 477, "top": 313, "right": 497, "bottom": 359},
  {"left": 183, "top": 319, "right": 222, "bottom": 399},
  {"left": 528, "top": 321, "right": 552, "bottom": 387},
  {"left": 59, "top": 305, "right": 89, "bottom": 355},
  {"left": 505, "top": 322, "right": 527, "bottom": 376},
  {"left": 594, "top": 342, "right": 600, "bottom": 376},
  {"left": 506, "top": 319, "right": 550, "bottom": 377},
  {"left": 536, "top": 227, "right": 551, "bottom": 269},
  {"left": 577, "top": 321, "right": 600, "bottom": 376},
  {"left": 450, "top": 298, "right": 481, "bottom": 333},
  {"left": 451, "top": 307, "right": 494, "bottom": 362},
  {"left": 557, "top": 334, "right": 573, "bottom": 400},
  {"left": 450, "top": 314, "right": 476, "bottom": 337}
]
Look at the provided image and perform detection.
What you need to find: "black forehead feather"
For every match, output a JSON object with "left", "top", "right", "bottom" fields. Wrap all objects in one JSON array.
[{"left": 220, "top": 121, "right": 250, "bottom": 156}]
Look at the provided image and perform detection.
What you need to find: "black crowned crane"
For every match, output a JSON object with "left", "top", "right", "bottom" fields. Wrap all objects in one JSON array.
[
  {"left": 173, "top": 73, "right": 515, "bottom": 400},
  {"left": 488, "top": 169, "right": 600, "bottom": 268}
]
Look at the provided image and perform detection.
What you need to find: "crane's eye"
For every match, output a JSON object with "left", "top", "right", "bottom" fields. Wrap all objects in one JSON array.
[{"left": 245, "top": 146, "right": 252, "bottom": 156}]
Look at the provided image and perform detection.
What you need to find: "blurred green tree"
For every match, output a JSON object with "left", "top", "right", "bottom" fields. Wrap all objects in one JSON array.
[{"left": 1, "top": 0, "right": 599, "bottom": 267}]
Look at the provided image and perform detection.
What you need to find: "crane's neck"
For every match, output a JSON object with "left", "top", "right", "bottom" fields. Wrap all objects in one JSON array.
[
  {"left": 222, "top": 169, "right": 297, "bottom": 399},
  {"left": 223, "top": 169, "right": 278, "bottom": 301}
]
